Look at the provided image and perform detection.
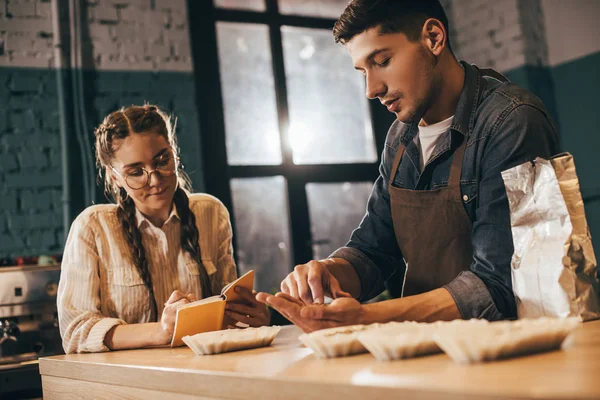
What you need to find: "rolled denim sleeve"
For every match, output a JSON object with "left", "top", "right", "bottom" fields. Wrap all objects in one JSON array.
[
  {"left": 330, "top": 246, "right": 385, "bottom": 302},
  {"left": 330, "top": 133, "right": 405, "bottom": 302},
  {"left": 448, "top": 103, "right": 558, "bottom": 320},
  {"left": 444, "top": 271, "right": 503, "bottom": 320}
]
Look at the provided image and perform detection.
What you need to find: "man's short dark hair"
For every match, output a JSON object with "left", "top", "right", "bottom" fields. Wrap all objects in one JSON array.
[{"left": 333, "top": 0, "right": 452, "bottom": 50}]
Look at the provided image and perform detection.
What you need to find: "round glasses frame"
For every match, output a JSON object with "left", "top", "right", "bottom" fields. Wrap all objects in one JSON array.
[{"left": 111, "top": 161, "right": 178, "bottom": 190}]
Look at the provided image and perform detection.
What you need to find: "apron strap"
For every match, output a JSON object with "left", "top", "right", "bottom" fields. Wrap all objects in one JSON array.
[
  {"left": 388, "top": 143, "right": 407, "bottom": 187},
  {"left": 448, "top": 136, "right": 467, "bottom": 186}
]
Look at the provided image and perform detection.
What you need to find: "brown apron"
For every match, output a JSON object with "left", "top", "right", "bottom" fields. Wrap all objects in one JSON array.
[
  {"left": 388, "top": 67, "right": 508, "bottom": 297},
  {"left": 388, "top": 137, "right": 472, "bottom": 297}
]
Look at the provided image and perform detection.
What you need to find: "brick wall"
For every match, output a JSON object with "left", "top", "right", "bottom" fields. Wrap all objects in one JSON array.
[
  {"left": 442, "top": 0, "right": 558, "bottom": 125},
  {"left": 0, "top": 0, "right": 61, "bottom": 256},
  {"left": 442, "top": 0, "right": 548, "bottom": 72},
  {"left": 84, "top": 0, "right": 192, "bottom": 72},
  {"left": 0, "top": 0, "right": 203, "bottom": 258},
  {"left": 0, "top": 0, "right": 54, "bottom": 68}
]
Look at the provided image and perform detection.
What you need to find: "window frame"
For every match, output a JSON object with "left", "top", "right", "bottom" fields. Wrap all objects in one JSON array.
[{"left": 188, "top": 0, "right": 394, "bottom": 271}]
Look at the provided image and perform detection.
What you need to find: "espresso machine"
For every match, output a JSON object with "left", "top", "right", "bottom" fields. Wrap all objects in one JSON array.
[{"left": 0, "top": 264, "right": 63, "bottom": 398}]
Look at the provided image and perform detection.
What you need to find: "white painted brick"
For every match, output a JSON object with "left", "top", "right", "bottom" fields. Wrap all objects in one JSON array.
[
  {"left": 99, "top": 53, "right": 153, "bottom": 70},
  {"left": 36, "top": 1, "right": 52, "bottom": 18},
  {"left": 135, "top": 24, "right": 162, "bottom": 43},
  {"left": 156, "top": 0, "right": 186, "bottom": 12},
  {"left": 118, "top": 5, "right": 139, "bottom": 22},
  {"left": 483, "top": 16, "right": 503, "bottom": 33},
  {"left": 477, "top": 0, "right": 496, "bottom": 11},
  {"left": 492, "top": 0, "right": 519, "bottom": 15},
  {"left": 9, "top": 51, "right": 52, "bottom": 68},
  {"left": 0, "top": 55, "right": 12, "bottom": 66},
  {"left": 501, "top": 12, "right": 520, "bottom": 30},
  {"left": 0, "top": 16, "right": 51, "bottom": 33},
  {"left": 31, "top": 38, "right": 52, "bottom": 51},
  {"left": 120, "top": 40, "right": 146, "bottom": 57},
  {"left": 495, "top": 52, "right": 525, "bottom": 72},
  {"left": 6, "top": 32, "right": 33, "bottom": 50},
  {"left": 145, "top": 10, "right": 168, "bottom": 27},
  {"left": 148, "top": 42, "right": 171, "bottom": 57},
  {"left": 173, "top": 42, "right": 190, "bottom": 58},
  {"left": 492, "top": 23, "right": 523, "bottom": 44},
  {"left": 93, "top": 4, "right": 119, "bottom": 22},
  {"left": 164, "top": 27, "right": 187, "bottom": 42},
  {"left": 37, "top": 16, "right": 54, "bottom": 31},
  {"left": 108, "top": 0, "right": 129, "bottom": 7},
  {"left": 470, "top": 7, "right": 489, "bottom": 22},
  {"left": 112, "top": 22, "right": 136, "bottom": 39},
  {"left": 92, "top": 38, "right": 120, "bottom": 55},
  {"left": 7, "top": 1, "right": 36, "bottom": 18},
  {"left": 120, "top": 0, "right": 150, "bottom": 8},
  {"left": 155, "top": 57, "right": 192, "bottom": 72},
  {"left": 507, "top": 39, "right": 525, "bottom": 57},
  {"left": 97, "top": 53, "right": 128, "bottom": 69},
  {"left": 465, "top": 36, "right": 493, "bottom": 55},
  {"left": 170, "top": 9, "right": 186, "bottom": 28},
  {"left": 463, "top": 50, "right": 489, "bottom": 67},
  {"left": 123, "top": 54, "right": 153, "bottom": 70},
  {"left": 88, "top": 22, "right": 112, "bottom": 41},
  {"left": 88, "top": 0, "right": 194, "bottom": 72},
  {"left": 489, "top": 46, "right": 509, "bottom": 62}
]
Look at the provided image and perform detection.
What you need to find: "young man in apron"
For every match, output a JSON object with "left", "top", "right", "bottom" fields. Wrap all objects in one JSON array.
[{"left": 256, "top": 0, "right": 559, "bottom": 331}]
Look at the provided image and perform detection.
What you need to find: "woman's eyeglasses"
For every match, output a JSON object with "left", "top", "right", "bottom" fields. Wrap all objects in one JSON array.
[{"left": 111, "top": 156, "right": 177, "bottom": 190}]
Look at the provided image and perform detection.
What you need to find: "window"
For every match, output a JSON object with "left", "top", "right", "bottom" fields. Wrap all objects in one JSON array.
[
  {"left": 281, "top": 26, "right": 377, "bottom": 165},
  {"left": 189, "top": 0, "right": 394, "bottom": 292}
]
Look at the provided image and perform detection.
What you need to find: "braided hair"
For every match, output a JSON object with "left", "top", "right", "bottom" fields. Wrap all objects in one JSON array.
[{"left": 94, "top": 105, "right": 212, "bottom": 320}]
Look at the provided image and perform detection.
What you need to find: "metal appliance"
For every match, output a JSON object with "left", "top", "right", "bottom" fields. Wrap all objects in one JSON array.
[{"left": 0, "top": 264, "right": 62, "bottom": 398}]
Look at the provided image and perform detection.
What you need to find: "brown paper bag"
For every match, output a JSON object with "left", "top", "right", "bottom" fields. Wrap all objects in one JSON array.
[{"left": 501, "top": 153, "right": 599, "bottom": 321}]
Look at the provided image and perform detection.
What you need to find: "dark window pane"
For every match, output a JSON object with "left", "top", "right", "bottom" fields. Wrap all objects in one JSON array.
[
  {"left": 281, "top": 26, "right": 376, "bottom": 165},
  {"left": 230, "top": 177, "right": 292, "bottom": 293},
  {"left": 306, "top": 182, "right": 373, "bottom": 259},
  {"left": 216, "top": 22, "right": 282, "bottom": 165}
]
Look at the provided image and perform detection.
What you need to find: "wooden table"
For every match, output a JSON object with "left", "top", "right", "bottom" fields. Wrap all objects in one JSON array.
[{"left": 40, "top": 320, "right": 600, "bottom": 400}]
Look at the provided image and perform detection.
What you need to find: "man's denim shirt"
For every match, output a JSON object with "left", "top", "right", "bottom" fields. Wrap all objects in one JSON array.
[{"left": 331, "top": 62, "right": 559, "bottom": 320}]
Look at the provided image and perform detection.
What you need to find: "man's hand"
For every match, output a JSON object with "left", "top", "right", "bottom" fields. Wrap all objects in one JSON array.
[
  {"left": 281, "top": 260, "right": 351, "bottom": 305},
  {"left": 255, "top": 292, "right": 364, "bottom": 333}
]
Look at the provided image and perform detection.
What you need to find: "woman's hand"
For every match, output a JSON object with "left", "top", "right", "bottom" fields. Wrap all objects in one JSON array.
[
  {"left": 157, "top": 290, "right": 196, "bottom": 344},
  {"left": 225, "top": 287, "right": 271, "bottom": 328}
]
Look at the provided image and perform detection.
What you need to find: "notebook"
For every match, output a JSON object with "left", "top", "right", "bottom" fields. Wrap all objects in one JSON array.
[{"left": 170, "top": 270, "right": 255, "bottom": 347}]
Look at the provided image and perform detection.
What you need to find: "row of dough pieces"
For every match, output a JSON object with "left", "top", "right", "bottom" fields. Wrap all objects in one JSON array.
[{"left": 182, "top": 317, "right": 580, "bottom": 364}]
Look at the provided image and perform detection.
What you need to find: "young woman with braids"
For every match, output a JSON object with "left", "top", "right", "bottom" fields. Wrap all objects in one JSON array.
[{"left": 57, "top": 105, "right": 270, "bottom": 354}]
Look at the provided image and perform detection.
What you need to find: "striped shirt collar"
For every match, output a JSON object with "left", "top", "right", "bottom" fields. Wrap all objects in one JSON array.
[{"left": 135, "top": 203, "right": 180, "bottom": 228}]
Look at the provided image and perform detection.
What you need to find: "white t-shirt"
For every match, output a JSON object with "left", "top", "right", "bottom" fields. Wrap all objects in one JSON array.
[{"left": 417, "top": 115, "right": 454, "bottom": 171}]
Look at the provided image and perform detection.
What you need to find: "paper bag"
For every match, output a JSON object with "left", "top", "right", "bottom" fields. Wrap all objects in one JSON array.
[{"left": 501, "top": 152, "right": 600, "bottom": 321}]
